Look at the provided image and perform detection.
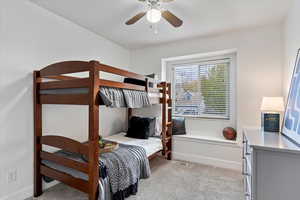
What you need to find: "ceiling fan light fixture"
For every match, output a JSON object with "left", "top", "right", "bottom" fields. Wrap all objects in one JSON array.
[{"left": 146, "top": 8, "right": 161, "bottom": 23}]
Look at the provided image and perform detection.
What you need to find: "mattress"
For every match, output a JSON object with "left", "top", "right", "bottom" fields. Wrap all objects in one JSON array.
[
  {"left": 40, "top": 86, "right": 151, "bottom": 108},
  {"left": 40, "top": 88, "right": 89, "bottom": 94},
  {"left": 42, "top": 133, "right": 162, "bottom": 180},
  {"left": 104, "top": 132, "right": 162, "bottom": 157}
]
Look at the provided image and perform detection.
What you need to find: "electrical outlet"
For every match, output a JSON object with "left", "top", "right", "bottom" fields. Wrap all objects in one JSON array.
[{"left": 7, "top": 169, "right": 17, "bottom": 183}]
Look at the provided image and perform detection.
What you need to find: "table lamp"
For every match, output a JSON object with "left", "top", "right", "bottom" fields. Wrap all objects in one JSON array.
[{"left": 261, "top": 97, "right": 284, "bottom": 132}]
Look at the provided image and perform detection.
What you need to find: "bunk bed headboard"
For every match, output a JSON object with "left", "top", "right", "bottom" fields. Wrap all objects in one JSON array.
[{"left": 39, "top": 60, "right": 153, "bottom": 89}]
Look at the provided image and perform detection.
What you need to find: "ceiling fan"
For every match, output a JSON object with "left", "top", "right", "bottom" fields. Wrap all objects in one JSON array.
[{"left": 125, "top": 0, "right": 183, "bottom": 28}]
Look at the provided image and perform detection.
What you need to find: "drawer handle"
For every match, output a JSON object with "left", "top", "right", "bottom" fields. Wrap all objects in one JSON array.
[
  {"left": 245, "top": 152, "right": 251, "bottom": 156},
  {"left": 242, "top": 172, "right": 251, "bottom": 176}
]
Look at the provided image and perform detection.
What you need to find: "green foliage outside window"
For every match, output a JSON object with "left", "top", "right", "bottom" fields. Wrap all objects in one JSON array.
[{"left": 200, "top": 64, "right": 229, "bottom": 115}]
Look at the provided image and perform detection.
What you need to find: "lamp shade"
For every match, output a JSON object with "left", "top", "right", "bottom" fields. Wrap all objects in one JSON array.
[{"left": 261, "top": 97, "right": 284, "bottom": 112}]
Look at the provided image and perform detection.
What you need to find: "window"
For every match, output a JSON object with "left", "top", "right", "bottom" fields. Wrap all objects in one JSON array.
[{"left": 172, "top": 58, "right": 231, "bottom": 119}]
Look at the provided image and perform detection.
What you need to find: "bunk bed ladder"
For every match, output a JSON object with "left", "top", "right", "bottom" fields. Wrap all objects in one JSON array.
[{"left": 161, "top": 82, "right": 172, "bottom": 160}]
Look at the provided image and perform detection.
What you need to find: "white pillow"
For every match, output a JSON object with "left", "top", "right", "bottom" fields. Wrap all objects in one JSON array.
[{"left": 155, "top": 116, "right": 162, "bottom": 136}]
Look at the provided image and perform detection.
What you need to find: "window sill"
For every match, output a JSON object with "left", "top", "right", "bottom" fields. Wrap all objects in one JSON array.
[
  {"left": 173, "top": 115, "right": 230, "bottom": 120},
  {"left": 173, "top": 134, "right": 239, "bottom": 147}
]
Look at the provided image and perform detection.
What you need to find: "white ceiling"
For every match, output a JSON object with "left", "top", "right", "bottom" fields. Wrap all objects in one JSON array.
[{"left": 31, "top": 0, "right": 292, "bottom": 49}]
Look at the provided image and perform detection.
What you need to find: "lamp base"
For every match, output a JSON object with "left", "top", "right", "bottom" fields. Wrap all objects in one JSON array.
[{"left": 261, "top": 113, "right": 280, "bottom": 132}]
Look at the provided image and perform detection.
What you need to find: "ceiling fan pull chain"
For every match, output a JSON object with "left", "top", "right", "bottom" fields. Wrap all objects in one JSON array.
[{"left": 154, "top": 23, "right": 159, "bottom": 34}]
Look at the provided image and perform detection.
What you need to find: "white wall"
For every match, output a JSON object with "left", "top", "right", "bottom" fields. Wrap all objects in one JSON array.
[
  {"left": 0, "top": 0, "right": 130, "bottom": 199},
  {"left": 130, "top": 24, "right": 284, "bottom": 136},
  {"left": 0, "top": 0, "right": 288, "bottom": 198},
  {"left": 283, "top": 0, "right": 300, "bottom": 98}
]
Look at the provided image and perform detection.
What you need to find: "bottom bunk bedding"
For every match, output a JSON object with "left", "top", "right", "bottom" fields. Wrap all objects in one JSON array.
[
  {"left": 104, "top": 132, "right": 163, "bottom": 157},
  {"left": 98, "top": 144, "right": 150, "bottom": 200},
  {"left": 42, "top": 133, "right": 162, "bottom": 200}
]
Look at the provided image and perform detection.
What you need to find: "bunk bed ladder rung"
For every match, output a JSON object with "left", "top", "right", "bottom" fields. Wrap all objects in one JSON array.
[
  {"left": 159, "top": 98, "right": 172, "bottom": 104},
  {"left": 161, "top": 81, "right": 172, "bottom": 160}
]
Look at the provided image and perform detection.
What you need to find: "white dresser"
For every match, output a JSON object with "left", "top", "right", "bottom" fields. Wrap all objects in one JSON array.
[{"left": 243, "top": 128, "right": 300, "bottom": 200}]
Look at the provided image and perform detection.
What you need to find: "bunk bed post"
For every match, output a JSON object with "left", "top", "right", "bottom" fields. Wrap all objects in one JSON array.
[
  {"left": 88, "top": 61, "right": 100, "bottom": 200},
  {"left": 33, "top": 71, "right": 43, "bottom": 197},
  {"left": 128, "top": 108, "right": 132, "bottom": 121},
  {"left": 145, "top": 78, "right": 149, "bottom": 92},
  {"left": 161, "top": 82, "right": 167, "bottom": 157},
  {"left": 167, "top": 83, "right": 172, "bottom": 160}
]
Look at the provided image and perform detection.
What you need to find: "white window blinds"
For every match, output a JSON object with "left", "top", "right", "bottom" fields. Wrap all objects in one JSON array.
[{"left": 173, "top": 58, "right": 231, "bottom": 119}]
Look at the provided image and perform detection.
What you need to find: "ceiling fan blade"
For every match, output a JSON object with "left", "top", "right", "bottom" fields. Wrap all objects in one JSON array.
[
  {"left": 125, "top": 12, "right": 146, "bottom": 25},
  {"left": 160, "top": 0, "right": 175, "bottom": 2},
  {"left": 139, "top": 0, "right": 174, "bottom": 2},
  {"left": 162, "top": 10, "right": 183, "bottom": 27}
]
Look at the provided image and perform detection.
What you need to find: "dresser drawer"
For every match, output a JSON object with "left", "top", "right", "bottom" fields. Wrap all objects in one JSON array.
[
  {"left": 243, "top": 138, "right": 252, "bottom": 157},
  {"left": 245, "top": 195, "right": 252, "bottom": 200},
  {"left": 243, "top": 156, "right": 252, "bottom": 176},
  {"left": 243, "top": 136, "right": 252, "bottom": 175},
  {"left": 244, "top": 175, "right": 252, "bottom": 199}
]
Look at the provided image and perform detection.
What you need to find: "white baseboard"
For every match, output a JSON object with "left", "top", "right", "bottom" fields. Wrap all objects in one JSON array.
[
  {"left": 1, "top": 185, "right": 33, "bottom": 200},
  {"left": 173, "top": 152, "right": 242, "bottom": 171},
  {"left": 1, "top": 181, "right": 59, "bottom": 200}
]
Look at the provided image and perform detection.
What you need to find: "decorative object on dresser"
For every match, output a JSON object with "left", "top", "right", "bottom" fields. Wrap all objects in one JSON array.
[
  {"left": 222, "top": 127, "right": 237, "bottom": 140},
  {"left": 260, "top": 97, "right": 284, "bottom": 132},
  {"left": 243, "top": 128, "right": 300, "bottom": 200},
  {"left": 282, "top": 49, "right": 300, "bottom": 145}
]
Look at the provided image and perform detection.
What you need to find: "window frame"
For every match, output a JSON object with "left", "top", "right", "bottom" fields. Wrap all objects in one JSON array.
[{"left": 168, "top": 54, "right": 236, "bottom": 121}]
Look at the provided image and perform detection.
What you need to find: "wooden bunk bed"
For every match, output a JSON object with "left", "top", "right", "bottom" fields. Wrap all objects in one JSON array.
[{"left": 33, "top": 60, "right": 172, "bottom": 200}]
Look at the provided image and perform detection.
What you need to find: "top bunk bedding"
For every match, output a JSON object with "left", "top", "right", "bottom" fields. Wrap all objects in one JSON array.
[{"left": 40, "top": 87, "right": 151, "bottom": 108}]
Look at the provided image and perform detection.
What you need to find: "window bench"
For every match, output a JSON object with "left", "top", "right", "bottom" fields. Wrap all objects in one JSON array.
[
  {"left": 172, "top": 133, "right": 241, "bottom": 171},
  {"left": 173, "top": 134, "right": 239, "bottom": 146}
]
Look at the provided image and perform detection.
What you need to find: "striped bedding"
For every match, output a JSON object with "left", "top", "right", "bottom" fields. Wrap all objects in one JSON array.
[
  {"left": 99, "top": 87, "right": 151, "bottom": 108},
  {"left": 99, "top": 144, "right": 150, "bottom": 200},
  {"left": 42, "top": 143, "right": 151, "bottom": 200}
]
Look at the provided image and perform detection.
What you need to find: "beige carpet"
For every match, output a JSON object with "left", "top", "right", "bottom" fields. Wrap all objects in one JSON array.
[{"left": 28, "top": 158, "right": 243, "bottom": 200}]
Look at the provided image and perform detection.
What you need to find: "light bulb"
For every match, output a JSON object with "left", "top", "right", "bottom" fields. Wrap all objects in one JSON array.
[{"left": 146, "top": 9, "right": 161, "bottom": 23}]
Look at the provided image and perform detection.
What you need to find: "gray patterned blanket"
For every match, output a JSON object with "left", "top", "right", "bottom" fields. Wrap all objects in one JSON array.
[
  {"left": 100, "top": 144, "right": 150, "bottom": 200},
  {"left": 42, "top": 144, "right": 150, "bottom": 200},
  {"left": 99, "top": 87, "right": 151, "bottom": 108}
]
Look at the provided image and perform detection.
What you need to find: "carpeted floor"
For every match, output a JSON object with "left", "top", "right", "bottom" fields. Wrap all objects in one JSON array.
[{"left": 28, "top": 158, "right": 243, "bottom": 200}]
